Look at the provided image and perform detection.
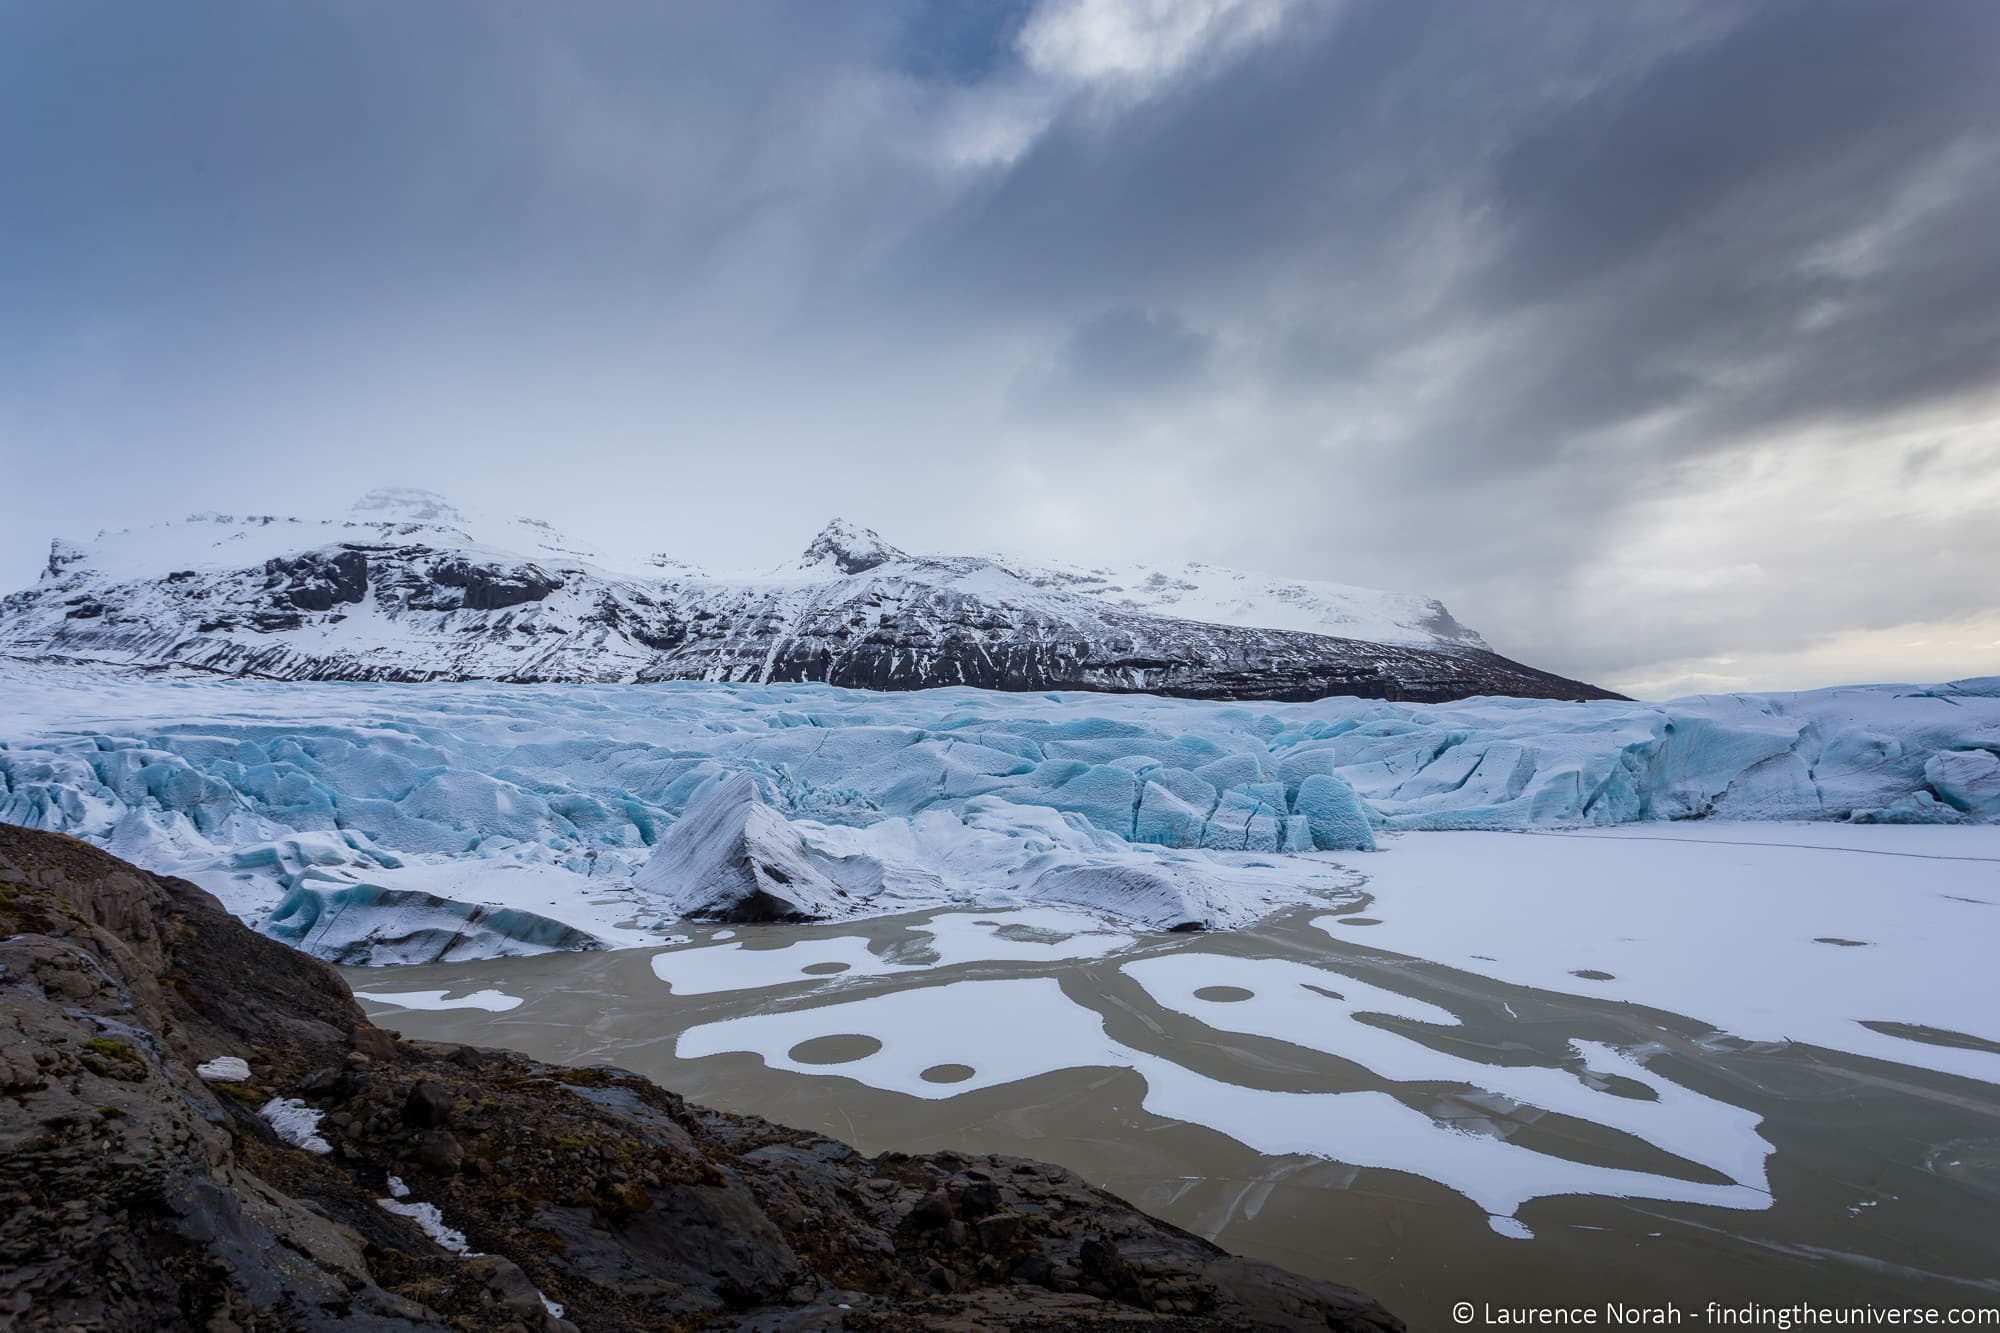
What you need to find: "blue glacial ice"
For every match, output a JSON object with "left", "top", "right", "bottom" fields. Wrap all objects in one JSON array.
[{"left": 0, "top": 663, "right": 1994, "bottom": 959}]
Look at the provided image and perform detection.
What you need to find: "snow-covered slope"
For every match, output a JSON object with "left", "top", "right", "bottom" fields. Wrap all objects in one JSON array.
[
  {"left": 1, "top": 663, "right": 1992, "bottom": 961},
  {"left": 0, "top": 489, "right": 1611, "bottom": 702},
  {"left": 1013, "top": 556, "right": 1488, "bottom": 648}
]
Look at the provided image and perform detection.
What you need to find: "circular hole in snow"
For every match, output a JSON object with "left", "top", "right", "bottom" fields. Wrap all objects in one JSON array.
[
  {"left": 800, "top": 961, "right": 852, "bottom": 975},
  {"left": 1570, "top": 968, "right": 1616, "bottom": 981},
  {"left": 920, "top": 1063, "right": 976, "bottom": 1084},
  {"left": 1333, "top": 917, "right": 1381, "bottom": 927},
  {"left": 788, "top": 1034, "right": 882, "bottom": 1065},
  {"left": 1194, "top": 985, "right": 1255, "bottom": 1003}
]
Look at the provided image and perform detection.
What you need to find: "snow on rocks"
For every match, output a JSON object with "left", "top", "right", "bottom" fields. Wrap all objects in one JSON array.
[
  {"left": 259, "top": 1097, "right": 332, "bottom": 1154},
  {"left": 376, "top": 1197, "right": 476, "bottom": 1255},
  {"left": 377, "top": 1172, "right": 481, "bottom": 1258},
  {"left": 195, "top": 1055, "right": 251, "bottom": 1082}
]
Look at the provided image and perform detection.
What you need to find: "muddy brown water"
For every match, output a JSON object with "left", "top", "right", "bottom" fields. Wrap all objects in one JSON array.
[{"left": 344, "top": 907, "right": 2000, "bottom": 1329}]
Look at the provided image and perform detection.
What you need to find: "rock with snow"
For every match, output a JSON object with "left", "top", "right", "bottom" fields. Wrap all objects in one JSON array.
[
  {"left": 634, "top": 775, "right": 851, "bottom": 922},
  {"left": 797, "top": 518, "right": 907, "bottom": 575},
  {"left": 197, "top": 1055, "right": 252, "bottom": 1082}
]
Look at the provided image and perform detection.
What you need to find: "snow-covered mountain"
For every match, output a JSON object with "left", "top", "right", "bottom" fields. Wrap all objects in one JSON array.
[{"left": 0, "top": 489, "right": 1617, "bottom": 702}]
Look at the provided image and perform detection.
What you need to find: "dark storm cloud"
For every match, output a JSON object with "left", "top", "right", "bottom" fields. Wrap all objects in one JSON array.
[
  {"left": 893, "top": 0, "right": 2000, "bottom": 684},
  {"left": 1464, "top": 0, "right": 2000, "bottom": 442},
  {"left": 1, "top": 0, "right": 1995, "bottom": 693}
]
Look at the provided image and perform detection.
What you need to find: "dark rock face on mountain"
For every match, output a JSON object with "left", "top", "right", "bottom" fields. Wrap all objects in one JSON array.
[
  {"left": 0, "top": 824, "right": 1403, "bottom": 1331},
  {"left": 0, "top": 500, "right": 1621, "bottom": 702}
]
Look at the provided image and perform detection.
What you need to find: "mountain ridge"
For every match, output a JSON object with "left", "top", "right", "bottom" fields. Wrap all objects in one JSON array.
[{"left": 0, "top": 490, "right": 1622, "bottom": 702}]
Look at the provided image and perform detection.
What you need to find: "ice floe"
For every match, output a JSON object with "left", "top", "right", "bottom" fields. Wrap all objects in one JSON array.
[{"left": 352, "top": 987, "right": 525, "bottom": 1013}]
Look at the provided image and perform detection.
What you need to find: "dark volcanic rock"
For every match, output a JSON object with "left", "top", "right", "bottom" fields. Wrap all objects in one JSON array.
[
  {"left": 429, "top": 557, "right": 564, "bottom": 610},
  {"left": 267, "top": 548, "right": 370, "bottom": 611},
  {"left": 0, "top": 825, "right": 1404, "bottom": 1332}
]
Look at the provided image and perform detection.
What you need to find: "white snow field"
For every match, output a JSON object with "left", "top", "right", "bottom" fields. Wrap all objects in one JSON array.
[
  {"left": 0, "top": 661, "right": 1994, "bottom": 962},
  {"left": 1327, "top": 828, "right": 2000, "bottom": 1083}
]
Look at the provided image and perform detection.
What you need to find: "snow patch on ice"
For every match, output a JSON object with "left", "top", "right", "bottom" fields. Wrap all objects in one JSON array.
[
  {"left": 1325, "top": 826, "right": 2000, "bottom": 1084},
  {"left": 651, "top": 907, "right": 1133, "bottom": 996},
  {"left": 676, "top": 976, "right": 1774, "bottom": 1235},
  {"left": 1124, "top": 953, "right": 1772, "bottom": 1196},
  {"left": 352, "top": 988, "right": 524, "bottom": 1013}
]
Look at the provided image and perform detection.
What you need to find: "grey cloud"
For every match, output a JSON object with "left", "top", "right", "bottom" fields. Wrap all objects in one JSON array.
[
  {"left": 1, "top": 0, "right": 1995, "bottom": 693},
  {"left": 1010, "top": 306, "right": 1212, "bottom": 416}
]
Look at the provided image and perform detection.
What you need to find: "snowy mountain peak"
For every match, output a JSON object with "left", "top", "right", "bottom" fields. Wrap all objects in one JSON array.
[
  {"left": 0, "top": 495, "right": 1620, "bottom": 701},
  {"left": 349, "top": 487, "right": 469, "bottom": 528},
  {"left": 798, "top": 519, "right": 907, "bottom": 575}
]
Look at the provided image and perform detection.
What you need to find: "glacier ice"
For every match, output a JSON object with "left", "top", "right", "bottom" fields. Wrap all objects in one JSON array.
[
  {"left": 262, "top": 882, "right": 604, "bottom": 967},
  {"left": 632, "top": 773, "right": 852, "bottom": 922},
  {"left": 0, "top": 663, "right": 1994, "bottom": 961}
]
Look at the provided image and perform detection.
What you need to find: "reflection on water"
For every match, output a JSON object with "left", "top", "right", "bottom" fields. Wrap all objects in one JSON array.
[{"left": 347, "top": 902, "right": 2000, "bottom": 1328}]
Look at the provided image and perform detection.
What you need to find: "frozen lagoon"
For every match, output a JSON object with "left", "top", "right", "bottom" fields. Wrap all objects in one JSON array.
[{"left": 351, "top": 822, "right": 2000, "bottom": 1327}]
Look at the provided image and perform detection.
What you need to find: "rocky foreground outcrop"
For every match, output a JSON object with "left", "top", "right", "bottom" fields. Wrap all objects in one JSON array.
[{"left": 0, "top": 825, "right": 1401, "bottom": 1331}]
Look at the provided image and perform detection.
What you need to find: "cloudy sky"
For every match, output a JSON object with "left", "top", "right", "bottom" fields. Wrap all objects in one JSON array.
[{"left": 3, "top": 0, "right": 1996, "bottom": 697}]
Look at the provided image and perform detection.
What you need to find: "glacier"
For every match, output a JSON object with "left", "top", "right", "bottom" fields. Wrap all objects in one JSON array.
[{"left": 0, "top": 661, "right": 1994, "bottom": 962}]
